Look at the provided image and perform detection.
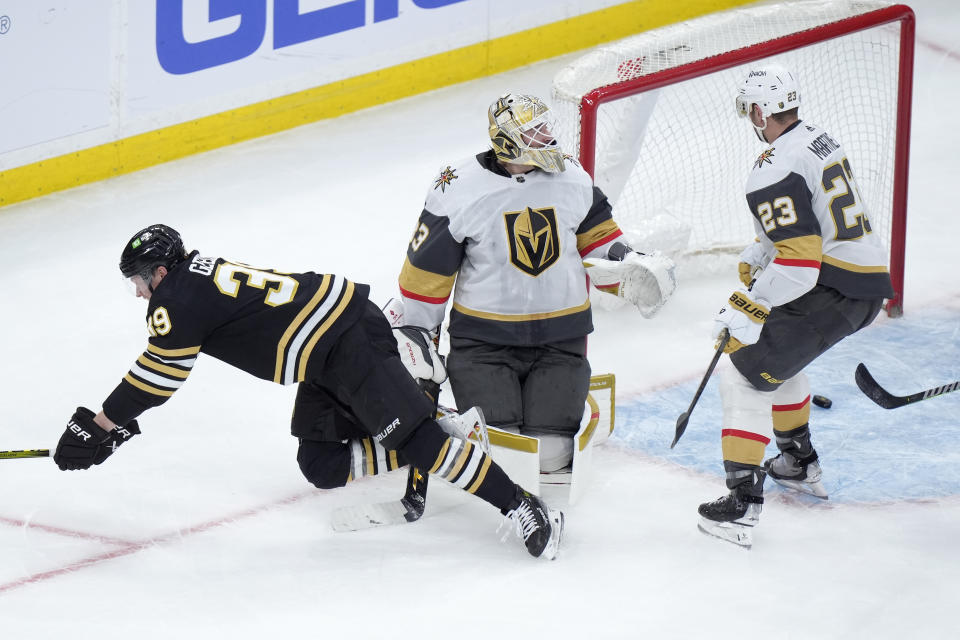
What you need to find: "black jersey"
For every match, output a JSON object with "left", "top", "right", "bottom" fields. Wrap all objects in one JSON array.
[{"left": 102, "top": 251, "right": 370, "bottom": 426}]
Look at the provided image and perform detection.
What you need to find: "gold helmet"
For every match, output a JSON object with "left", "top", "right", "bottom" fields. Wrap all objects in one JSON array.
[{"left": 488, "top": 93, "right": 566, "bottom": 173}]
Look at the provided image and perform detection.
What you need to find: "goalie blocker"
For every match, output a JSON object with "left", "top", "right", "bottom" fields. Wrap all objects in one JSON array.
[{"left": 486, "top": 374, "right": 615, "bottom": 504}]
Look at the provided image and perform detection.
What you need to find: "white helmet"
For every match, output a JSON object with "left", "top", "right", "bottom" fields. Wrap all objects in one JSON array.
[
  {"left": 735, "top": 63, "right": 800, "bottom": 128},
  {"left": 488, "top": 94, "right": 566, "bottom": 173}
]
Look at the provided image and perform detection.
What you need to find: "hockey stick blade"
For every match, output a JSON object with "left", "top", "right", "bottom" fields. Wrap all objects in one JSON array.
[
  {"left": 0, "top": 449, "right": 50, "bottom": 460},
  {"left": 331, "top": 467, "right": 429, "bottom": 533},
  {"left": 855, "top": 363, "right": 960, "bottom": 410},
  {"left": 672, "top": 330, "right": 729, "bottom": 449}
]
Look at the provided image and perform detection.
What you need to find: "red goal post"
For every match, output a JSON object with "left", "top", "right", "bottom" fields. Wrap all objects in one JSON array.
[{"left": 552, "top": 0, "right": 914, "bottom": 316}]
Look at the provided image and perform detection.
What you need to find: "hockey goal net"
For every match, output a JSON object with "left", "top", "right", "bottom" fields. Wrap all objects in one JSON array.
[{"left": 552, "top": 0, "right": 914, "bottom": 315}]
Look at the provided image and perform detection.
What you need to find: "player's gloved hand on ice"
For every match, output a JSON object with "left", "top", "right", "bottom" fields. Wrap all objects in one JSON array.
[
  {"left": 737, "top": 241, "right": 772, "bottom": 288},
  {"left": 712, "top": 289, "right": 770, "bottom": 354},
  {"left": 393, "top": 326, "right": 447, "bottom": 385},
  {"left": 54, "top": 407, "right": 141, "bottom": 471}
]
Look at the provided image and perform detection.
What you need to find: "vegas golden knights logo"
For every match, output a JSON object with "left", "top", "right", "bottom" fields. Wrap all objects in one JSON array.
[{"left": 503, "top": 207, "right": 560, "bottom": 276}]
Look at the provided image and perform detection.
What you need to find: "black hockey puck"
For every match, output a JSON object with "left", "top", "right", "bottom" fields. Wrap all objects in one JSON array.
[{"left": 812, "top": 394, "right": 832, "bottom": 409}]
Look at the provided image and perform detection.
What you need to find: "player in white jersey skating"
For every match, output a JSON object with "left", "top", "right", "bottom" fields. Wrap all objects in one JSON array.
[
  {"left": 698, "top": 64, "right": 894, "bottom": 548},
  {"left": 394, "top": 93, "right": 675, "bottom": 473}
]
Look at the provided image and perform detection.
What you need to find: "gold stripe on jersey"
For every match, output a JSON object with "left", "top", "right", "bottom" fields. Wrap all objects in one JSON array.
[
  {"left": 576, "top": 219, "right": 620, "bottom": 254},
  {"left": 821, "top": 254, "right": 890, "bottom": 274},
  {"left": 147, "top": 344, "right": 201, "bottom": 357},
  {"left": 136, "top": 354, "right": 190, "bottom": 379},
  {"left": 774, "top": 235, "right": 822, "bottom": 262},
  {"left": 274, "top": 275, "right": 332, "bottom": 383},
  {"left": 398, "top": 258, "right": 457, "bottom": 301},
  {"left": 389, "top": 450, "right": 399, "bottom": 470},
  {"left": 123, "top": 373, "right": 176, "bottom": 397},
  {"left": 297, "top": 280, "right": 356, "bottom": 382},
  {"left": 451, "top": 297, "right": 590, "bottom": 322}
]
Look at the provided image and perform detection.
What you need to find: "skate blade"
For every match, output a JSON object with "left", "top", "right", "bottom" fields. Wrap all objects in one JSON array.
[
  {"left": 540, "top": 509, "right": 565, "bottom": 560},
  {"left": 770, "top": 476, "right": 829, "bottom": 499},
  {"left": 697, "top": 518, "right": 753, "bottom": 549}
]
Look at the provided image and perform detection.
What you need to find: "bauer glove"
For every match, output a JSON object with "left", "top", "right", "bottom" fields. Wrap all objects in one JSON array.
[
  {"left": 393, "top": 326, "right": 447, "bottom": 385},
  {"left": 54, "top": 407, "right": 141, "bottom": 471},
  {"left": 737, "top": 241, "right": 772, "bottom": 288},
  {"left": 712, "top": 289, "right": 770, "bottom": 354}
]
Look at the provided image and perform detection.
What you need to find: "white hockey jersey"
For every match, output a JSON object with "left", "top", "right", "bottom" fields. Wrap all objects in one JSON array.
[
  {"left": 398, "top": 151, "right": 624, "bottom": 346},
  {"left": 744, "top": 121, "right": 894, "bottom": 306}
]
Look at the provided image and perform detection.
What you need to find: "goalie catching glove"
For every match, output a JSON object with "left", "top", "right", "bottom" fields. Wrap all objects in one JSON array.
[
  {"left": 54, "top": 407, "right": 140, "bottom": 471},
  {"left": 712, "top": 289, "right": 770, "bottom": 354},
  {"left": 584, "top": 250, "right": 677, "bottom": 318}
]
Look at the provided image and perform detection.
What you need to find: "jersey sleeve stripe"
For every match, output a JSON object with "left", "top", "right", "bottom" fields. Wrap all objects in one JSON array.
[
  {"left": 147, "top": 344, "right": 201, "bottom": 357},
  {"left": 773, "top": 257, "right": 821, "bottom": 269},
  {"left": 296, "top": 279, "right": 356, "bottom": 383},
  {"left": 274, "top": 274, "right": 332, "bottom": 383},
  {"left": 576, "top": 220, "right": 622, "bottom": 256},
  {"left": 400, "top": 287, "right": 450, "bottom": 305},
  {"left": 123, "top": 373, "right": 176, "bottom": 397},
  {"left": 773, "top": 235, "right": 821, "bottom": 261},
  {"left": 129, "top": 362, "right": 188, "bottom": 390},
  {"left": 137, "top": 354, "right": 191, "bottom": 378},
  {"left": 398, "top": 259, "right": 456, "bottom": 302}
]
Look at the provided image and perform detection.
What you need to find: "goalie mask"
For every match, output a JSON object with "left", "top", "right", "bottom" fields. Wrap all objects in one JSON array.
[
  {"left": 488, "top": 94, "right": 566, "bottom": 173},
  {"left": 735, "top": 63, "right": 800, "bottom": 139}
]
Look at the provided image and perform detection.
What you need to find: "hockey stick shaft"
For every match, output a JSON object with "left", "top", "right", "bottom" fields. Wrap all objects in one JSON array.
[
  {"left": 671, "top": 329, "right": 729, "bottom": 449},
  {"left": 855, "top": 363, "right": 960, "bottom": 409},
  {"left": 0, "top": 449, "right": 50, "bottom": 460}
]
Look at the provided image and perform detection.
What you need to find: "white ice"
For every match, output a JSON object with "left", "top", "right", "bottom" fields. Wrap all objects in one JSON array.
[{"left": 1, "top": 1, "right": 959, "bottom": 637}]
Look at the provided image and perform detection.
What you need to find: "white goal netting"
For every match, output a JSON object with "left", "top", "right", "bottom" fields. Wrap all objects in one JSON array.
[{"left": 552, "top": 0, "right": 910, "bottom": 283}]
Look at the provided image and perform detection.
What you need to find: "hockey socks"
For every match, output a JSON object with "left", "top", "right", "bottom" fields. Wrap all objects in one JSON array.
[{"left": 400, "top": 419, "right": 517, "bottom": 511}]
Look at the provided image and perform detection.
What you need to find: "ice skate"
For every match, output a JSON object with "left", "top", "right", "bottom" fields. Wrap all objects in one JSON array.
[
  {"left": 764, "top": 452, "right": 828, "bottom": 499},
  {"left": 502, "top": 487, "right": 564, "bottom": 560},
  {"left": 697, "top": 490, "right": 762, "bottom": 549}
]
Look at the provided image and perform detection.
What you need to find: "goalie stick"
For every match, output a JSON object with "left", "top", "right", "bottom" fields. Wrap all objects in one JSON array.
[
  {"left": 855, "top": 363, "right": 960, "bottom": 409},
  {"left": 0, "top": 449, "right": 50, "bottom": 460},
  {"left": 671, "top": 329, "right": 729, "bottom": 449}
]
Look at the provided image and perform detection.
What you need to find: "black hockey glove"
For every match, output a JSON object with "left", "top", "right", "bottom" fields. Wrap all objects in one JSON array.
[{"left": 54, "top": 407, "right": 141, "bottom": 471}]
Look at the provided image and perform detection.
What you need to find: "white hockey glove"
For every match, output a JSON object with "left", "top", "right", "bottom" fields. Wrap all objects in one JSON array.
[
  {"left": 381, "top": 298, "right": 446, "bottom": 384},
  {"left": 393, "top": 326, "right": 447, "bottom": 385},
  {"left": 584, "top": 251, "right": 677, "bottom": 318},
  {"left": 712, "top": 289, "right": 771, "bottom": 354},
  {"left": 738, "top": 241, "right": 773, "bottom": 288}
]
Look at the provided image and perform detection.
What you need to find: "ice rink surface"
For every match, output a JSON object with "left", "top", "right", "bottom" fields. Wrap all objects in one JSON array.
[{"left": 1, "top": 1, "right": 958, "bottom": 637}]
